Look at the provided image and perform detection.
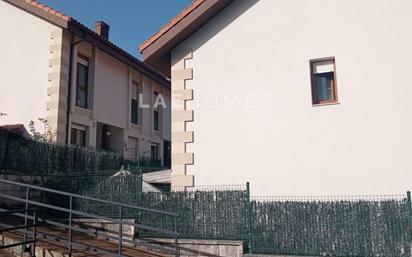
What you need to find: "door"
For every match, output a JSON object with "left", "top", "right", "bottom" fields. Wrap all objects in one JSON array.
[
  {"left": 126, "top": 137, "right": 138, "bottom": 161},
  {"left": 101, "top": 125, "right": 111, "bottom": 150},
  {"left": 163, "top": 140, "right": 171, "bottom": 168}
]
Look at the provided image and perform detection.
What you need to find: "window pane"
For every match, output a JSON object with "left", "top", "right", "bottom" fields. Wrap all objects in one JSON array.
[
  {"left": 153, "top": 110, "right": 159, "bottom": 131},
  {"left": 78, "top": 64, "right": 88, "bottom": 86},
  {"left": 151, "top": 144, "right": 159, "bottom": 161},
  {"left": 76, "top": 63, "right": 88, "bottom": 108},
  {"left": 313, "top": 60, "right": 334, "bottom": 74},
  {"left": 77, "top": 88, "right": 87, "bottom": 108},
  {"left": 71, "top": 128, "right": 86, "bottom": 147},
  {"left": 77, "top": 130, "right": 86, "bottom": 146},
  {"left": 132, "top": 83, "right": 138, "bottom": 99},
  {"left": 315, "top": 72, "right": 334, "bottom": 101},
  {"left": 131, "top": 99, "right": 138, "bottom": 124},
  {"left": 70, "top": 128, "right": 77, "bottom": 145},
  {"left": 127, "top": 137, "right": 138, "bottom": 161}
]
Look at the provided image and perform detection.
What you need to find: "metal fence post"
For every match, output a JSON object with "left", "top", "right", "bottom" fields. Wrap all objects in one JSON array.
[
  {"left": 23, "top": 188, "right": 29, "bottom": 252},
  {"left": 137, "top": 168, "right": 143, "bottom": 237},
  {"left": 68, "top": 196, "right": 73, "bottom": 257},
  {"left": 139, "top": 168, "right": 143, "bottom": 204},
  {"left": 118, "top": 206, "right": 123, "bottom": 256},
  {"left": 246, "top": 182, "right": 253, "bottom": 253},
  {"left": 407, "top": 191, "right": 412, "bottom": 238},
  {"left": 32, "top": 210, "right": 37, "bottom": 257},
  {"left": 174, "top": 215, "right": 179, "bottom": 257}
]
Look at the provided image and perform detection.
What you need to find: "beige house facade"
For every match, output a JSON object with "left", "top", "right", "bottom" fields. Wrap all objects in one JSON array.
[
  {"left": 0, "top": 0, "right": 171, "bottom": 167},
  {"left": 140, "top": 0, "right": 412, "bottom": 194}
]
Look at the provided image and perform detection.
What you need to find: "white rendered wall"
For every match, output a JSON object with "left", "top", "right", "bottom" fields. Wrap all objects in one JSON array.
[
  {"left": 0, "top": 1, "right": 59, "bottom": 132},
  {"left": 70, "top": 44, "right": 171, "bottom": 159},
  {"left": 173, "top": 0, "right": 412, "bottom": 195},
  {"left": 93, "top": 49, "right": 129, "bottom": 129}
]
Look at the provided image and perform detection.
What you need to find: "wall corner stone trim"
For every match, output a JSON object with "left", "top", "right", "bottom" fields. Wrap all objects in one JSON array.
[
  {"left": 47, "top": 29, "right": 71, "bottom": 144},
  {"left": 171, "top": 48, "right": 195, "bottom": 188}
]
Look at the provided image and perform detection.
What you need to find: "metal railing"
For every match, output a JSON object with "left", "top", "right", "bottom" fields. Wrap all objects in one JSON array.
[
  {"left": 0, "top": 129, "right": 165, "bottom": 177},
  {"left": 137, "top": 182, "right": 410, "bottom": 257},
  {"left": 0, "top": 178, "right": 180, "bottom": 257},
  {"left": 248, "top": 193, "right": 409, "bottom": 256},
  {"left": 138, "top": 183, "right": 249, "bottom": 241},
  {"left": 0, "top": 207, "right": 38, "bottom": 256}
]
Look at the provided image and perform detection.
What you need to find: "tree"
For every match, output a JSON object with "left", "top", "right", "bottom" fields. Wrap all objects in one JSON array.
[{"left": 29, "top": 118, "right": 56, "bottom": 143}]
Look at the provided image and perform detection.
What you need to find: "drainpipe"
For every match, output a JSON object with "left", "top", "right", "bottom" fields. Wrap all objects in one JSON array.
[{"left": 65, "top": 38, "right": 85, "bottom": 144}]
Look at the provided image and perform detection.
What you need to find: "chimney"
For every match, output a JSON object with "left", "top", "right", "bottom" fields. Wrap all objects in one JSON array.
[{"left": 95, "top": 21, "right": 110, "bottom": 40}]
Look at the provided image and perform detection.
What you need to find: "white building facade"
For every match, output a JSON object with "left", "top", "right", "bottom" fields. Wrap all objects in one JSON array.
[
  {"left": 0, "top": 0, "right": 171, "bottom": 167},
  {"left": 140, "top": 0, "right": 412, "bottom": 194}
]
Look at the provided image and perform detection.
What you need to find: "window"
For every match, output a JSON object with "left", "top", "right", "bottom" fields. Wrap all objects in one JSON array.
[
  {"left": 131, "top": 99, "right": 138, "bottom": 124},
  {"left": 151, "top": 143, "right": 159, "bottom": 161},
  {"left": 76, "top": 55, "right": 89, "bottom": 108},
  {"left": 153, "top": 92, "right": 160, "bottom": 131},
  {"left": 131, "top": 82, "right": 138, "bottom": 124},
  {"left": 310, "top": 58, "right": 338, "bottom": 105},
  {"left": 71, "top": 124, "right": 86, "bottom": 147},
  {"left": 153, "top": 110, "right": 159, "bottom": 131},
  {"left": 101, "top": 124, "right": 111, "bottom": 150},
  {"left": 131, "top": 82, "right": 141, "bottom": 125},
  {"left": 126, "top": 137, "right": 138, "bottom": 161}
]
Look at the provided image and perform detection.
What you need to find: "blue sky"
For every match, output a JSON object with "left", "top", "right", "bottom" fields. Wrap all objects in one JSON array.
[{"left": 40, "top": 0, "right": 192, "bottom": 59}]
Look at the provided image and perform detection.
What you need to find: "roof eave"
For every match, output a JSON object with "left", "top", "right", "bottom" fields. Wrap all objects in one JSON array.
[
  {"left": 4, "top": 0, "right": 170, "bottom": 88},
  {"left": 68, "top": 21, "right": 170, "bottom": 88},
  {"left": 140, "top": 0, "right": 234, "bottom": 63},
  {"left": 4, "top": 0, "right": 70, "bottom": 28}
]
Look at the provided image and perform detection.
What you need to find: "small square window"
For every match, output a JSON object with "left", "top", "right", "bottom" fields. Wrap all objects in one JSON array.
[{"left": 310, "top": 58, "right": 338, "bottom": 105}]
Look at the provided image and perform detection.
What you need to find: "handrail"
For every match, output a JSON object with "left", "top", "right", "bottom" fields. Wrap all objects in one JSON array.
[
  {"left": 0, "top": 178, "right": 180, "bottom": 257},
  {"left": 0, "top": 208, "right": 37, "bottom": 215},
  {"left": 0, "top": 194, "right": 177, "bottom": 236},
  {"left": 0, "top": 208, "right": 37, "bottom": 255},
  {"left": 0, "top": 178, "right": 177, "bottom": 217},
  {"left": 1, "top": 208, "right": 177, "bottom": 255}
]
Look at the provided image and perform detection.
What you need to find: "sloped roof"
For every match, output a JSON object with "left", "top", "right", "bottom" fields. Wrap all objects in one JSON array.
[
  {"left": 4, "top": 0, "right": 170, "bottom": 87},
  {"left": 22, "top": 0, "right": 71, "bottom": 21},
  {"left": 138, "top": 0, "right": 233, "bottom": 61},
  {"left": 139, "top": 0, "right": 206, "bottom": 52}
]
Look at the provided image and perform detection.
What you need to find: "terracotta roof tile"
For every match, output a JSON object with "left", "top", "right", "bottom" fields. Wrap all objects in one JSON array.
[
  {"left": 24, "top": 0, "right": 71, "bottom": 21},
  {"left": 7, "top": 0, "right": 170, "bottom": 85},
  {"left": 139, "top": 0, "right": 206, "bottom": 52}
]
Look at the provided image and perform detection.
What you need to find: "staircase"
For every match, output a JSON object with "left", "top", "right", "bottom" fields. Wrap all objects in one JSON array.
[
  {"left": 1, "top": 229, "right": 168, "bottom": 257},
  {"left": 0, "top": 179, "right": 179, "bottom": 257}
]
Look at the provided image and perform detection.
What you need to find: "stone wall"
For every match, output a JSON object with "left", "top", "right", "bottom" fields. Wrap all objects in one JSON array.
[
  {"left": 147, "top": 238, "right": 243, "bottom": 257},
  {"left": 73, "top": 218, "right": 136, "bottom": 242}
]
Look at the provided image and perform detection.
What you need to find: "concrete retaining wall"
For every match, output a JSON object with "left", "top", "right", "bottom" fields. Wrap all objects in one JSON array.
[
  {"left": 244, "top": 255, "right": 320, "bottom": 257},
  {"left": 73, "top": 218, "right": 136, "bottom": 242},
  {"left": 147, "top": 238, "right": 244, "bottom": 257}
]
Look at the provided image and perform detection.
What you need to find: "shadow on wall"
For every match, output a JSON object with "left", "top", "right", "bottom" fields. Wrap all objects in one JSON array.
[{"left": 172, "top": 0, "right": 259, "bottom": 66}]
